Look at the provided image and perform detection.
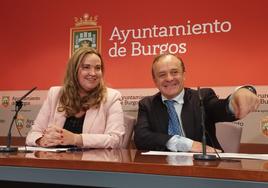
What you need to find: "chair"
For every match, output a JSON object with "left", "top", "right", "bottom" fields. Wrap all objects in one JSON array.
[
  {"left": 216, "top": 122, "right": 242, "bottom": 153},
  {"left": 122, "top": 115, "right": 136, "bottom": 149}
]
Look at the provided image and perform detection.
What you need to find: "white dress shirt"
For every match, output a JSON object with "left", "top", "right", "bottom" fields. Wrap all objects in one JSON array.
[{"left": 162, "top": 89, "right": 193, "bottom": 152}]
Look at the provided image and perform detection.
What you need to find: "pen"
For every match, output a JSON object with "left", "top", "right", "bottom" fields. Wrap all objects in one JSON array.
[{"left": 67, "top": 147, "right": 83, "bottom": 152}]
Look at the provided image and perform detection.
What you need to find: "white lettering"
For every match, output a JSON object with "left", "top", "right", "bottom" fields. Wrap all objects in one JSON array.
[
  {"left": 131, "top": 42, "right": 142, "bottom": 56},
  {"left": 221, "top": 21, "right": 232, "bottom": 32},
  {"left": 109, "top": 26, "right": 121, "bottom": 41},
  {"left": 131, "top": 42, "right": 187, "bottom": 56},
  {"left": 108, "top": 43, "right": 127, "bottom": 57}
]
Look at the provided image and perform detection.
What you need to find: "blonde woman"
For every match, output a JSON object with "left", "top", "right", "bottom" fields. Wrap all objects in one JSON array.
[{"left": 26, "top": 47, "right": 124, "bottom": 148}]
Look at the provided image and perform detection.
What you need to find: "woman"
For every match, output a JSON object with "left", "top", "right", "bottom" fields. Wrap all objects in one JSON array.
[{"left": 26, "top": 47, "right": 125, "bottom": 148}]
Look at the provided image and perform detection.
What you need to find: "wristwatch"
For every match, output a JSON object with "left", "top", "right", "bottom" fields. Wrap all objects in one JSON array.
[{"left": 240, "top": 85, "right": 257, "bottom": 95}]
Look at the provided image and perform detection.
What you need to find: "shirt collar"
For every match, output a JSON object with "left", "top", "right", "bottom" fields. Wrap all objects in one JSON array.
[{"left": 161, "top": 89, "right": 185, "bottom": 104}]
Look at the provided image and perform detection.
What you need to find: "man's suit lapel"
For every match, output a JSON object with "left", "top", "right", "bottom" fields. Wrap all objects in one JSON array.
[
  {"left": 153, "top": 93, "right": 169, "bottom": 133},
  {"left": 181, "top": 89, "right": 197, "bottom": 138}
]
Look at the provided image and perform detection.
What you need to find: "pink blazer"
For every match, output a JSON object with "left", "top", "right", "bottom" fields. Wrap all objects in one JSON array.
[{"left": 26, "top": 86, "right": 125, "bottom": 148}]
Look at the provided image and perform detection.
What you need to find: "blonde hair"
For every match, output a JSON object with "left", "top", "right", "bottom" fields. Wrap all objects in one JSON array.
[{"left": 58, "top": 47, "right": 107, "bottom": 117}]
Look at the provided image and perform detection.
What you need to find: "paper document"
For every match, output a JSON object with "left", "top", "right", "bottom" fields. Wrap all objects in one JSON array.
[{"left": 142, "top": 151, "right": 268, "bottom": 160}]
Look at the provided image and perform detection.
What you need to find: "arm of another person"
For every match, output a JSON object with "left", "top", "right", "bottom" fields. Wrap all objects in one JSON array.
[
  {"left": 203, "top": 87, "right": 259, "bottom": 121},
  {"left": 230, "top": 87, "right": 260, "bottom": 119}
]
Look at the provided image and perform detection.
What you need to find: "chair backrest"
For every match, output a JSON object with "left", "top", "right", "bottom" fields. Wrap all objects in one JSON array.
[
  {"left": 215, "top": 122, "right": 242, "bottom": 153},
  {"left": 121, "top": 115, "right": 136, "bottom": 149}
]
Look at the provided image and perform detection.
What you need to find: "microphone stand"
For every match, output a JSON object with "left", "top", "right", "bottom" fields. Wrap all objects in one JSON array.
[
  {"left": 0, "top": 87, "right": 37, "bottom": 153},
  {"left": 193, "top": 87, "right": 217, "bottom": 161}
]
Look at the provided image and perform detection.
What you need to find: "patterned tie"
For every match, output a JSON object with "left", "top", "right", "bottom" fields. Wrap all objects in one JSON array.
[{"left": 165, "top": 100, "right": 183, "bottom": 136}]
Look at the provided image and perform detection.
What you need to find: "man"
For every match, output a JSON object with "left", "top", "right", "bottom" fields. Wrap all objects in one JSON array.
[{"left": 134, "top": 54, "right": 260, "bottom": 152}]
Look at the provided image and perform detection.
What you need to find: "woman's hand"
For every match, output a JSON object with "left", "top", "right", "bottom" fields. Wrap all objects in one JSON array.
[{"left": 36, "top": 126, "right": 82, "bottom": 147}]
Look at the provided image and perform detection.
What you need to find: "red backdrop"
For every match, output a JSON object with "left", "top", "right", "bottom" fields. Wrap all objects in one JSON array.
[{"left": 0, "top": 0, "right": 267, "bottom": 90}]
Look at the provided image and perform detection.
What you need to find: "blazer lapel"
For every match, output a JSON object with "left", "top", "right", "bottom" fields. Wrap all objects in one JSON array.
[
  {"left": 53, "top": 109, "right": 66, "bottom": 128},
  {"left": 83, "top": 107, "right": 99, "bottom": 133}
]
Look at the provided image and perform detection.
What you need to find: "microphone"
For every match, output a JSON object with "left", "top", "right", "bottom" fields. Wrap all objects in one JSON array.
[
  {"left": 0, "top": 87, "right": 37, "bottom": 152},
  {"left": 193, "top": 87, "right": 217, "bottom": 160}
]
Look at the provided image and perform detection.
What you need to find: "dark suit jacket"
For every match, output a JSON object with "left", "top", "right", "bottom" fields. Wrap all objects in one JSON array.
[{"left": 134, "top": 88, "right": 237, "bottom": 151}]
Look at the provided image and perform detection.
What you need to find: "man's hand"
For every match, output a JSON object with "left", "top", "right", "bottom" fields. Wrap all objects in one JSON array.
[{"left": 231, "top": 88, "right": 260, "bottom": 119}]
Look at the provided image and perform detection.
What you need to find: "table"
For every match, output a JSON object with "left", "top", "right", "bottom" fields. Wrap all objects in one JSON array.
[{"left": 0, "top": 149, "right": 268, "bottom": 187}]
